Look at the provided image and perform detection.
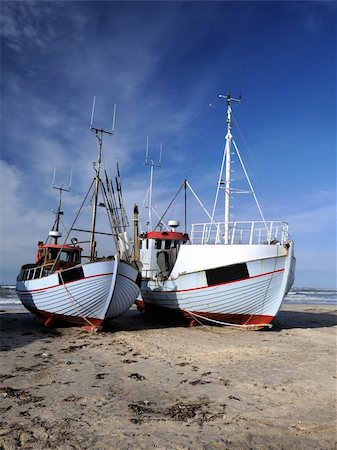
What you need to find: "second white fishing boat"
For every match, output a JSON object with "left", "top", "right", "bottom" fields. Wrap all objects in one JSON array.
[{"left": 135, "top": 95, "right": 295, "bottom": 328}]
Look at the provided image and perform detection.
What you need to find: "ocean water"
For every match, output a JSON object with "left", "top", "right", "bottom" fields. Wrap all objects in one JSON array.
[{"left": 0, "top": 285, "right": 336, "bottom": 310}]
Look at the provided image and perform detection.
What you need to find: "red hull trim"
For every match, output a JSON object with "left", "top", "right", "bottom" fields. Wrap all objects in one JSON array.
[
  {"left": 135, "top": 299, "right": 274, "bottom": 327},
  {"left": 17, "top": 270, "right": 139, "bottom": 295},
  {"left": 25, "top": 305, "right": 104, "bottom": 329},
  {"left": 16, "top": 271, "right": 114, "bottom": 294},
  {"left": 156, "top": 268, "right": 285, "bottom": 294}
]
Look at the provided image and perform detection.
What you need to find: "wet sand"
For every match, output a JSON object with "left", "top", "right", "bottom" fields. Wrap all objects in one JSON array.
[{"left": 1, "top": 304, "right": 336, "bottom": 449}]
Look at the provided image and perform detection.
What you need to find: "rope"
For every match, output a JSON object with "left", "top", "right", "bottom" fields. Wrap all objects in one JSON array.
[
  {"left": 184, "top": 309, "right": 273, "bottom": 329},
  {"left": 59, "top": 271, "right": 98, "bottom": 330}
]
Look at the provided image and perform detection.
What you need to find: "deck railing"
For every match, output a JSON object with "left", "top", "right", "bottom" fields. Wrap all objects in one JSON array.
[
  {"left": 18, "top": 263, "right": 53, "bottom": 281},
  {"left": 190, "top": 221, "right": 289, "bottom": 246}
]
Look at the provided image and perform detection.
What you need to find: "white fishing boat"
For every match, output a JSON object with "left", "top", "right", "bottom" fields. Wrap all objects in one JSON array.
[
  {"left": 135, "top": 95, "right": 295, "bottom": 328},
  {"left": 16, "top": 110, "right": 140, "bottom": 330}
]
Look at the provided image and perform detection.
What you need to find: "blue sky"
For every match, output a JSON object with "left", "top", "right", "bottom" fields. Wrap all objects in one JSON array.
[{"left": 0, "top": 1, "right": 336, "bottom": 288}]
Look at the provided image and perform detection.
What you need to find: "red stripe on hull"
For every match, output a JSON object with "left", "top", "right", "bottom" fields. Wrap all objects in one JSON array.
[
  {"left": 156, "top": 268, "right": 285, "bottom": 294},
  {"left": 17, "top": 271, "right": 139, "bottom": 295},
  {"left": 135, "top": 300, "right": 274, "bottom": 327},
  {"left": 16, "top": 271, "right": 113, "bottom": 294},
  {"left": 25, "top": 305, "right": 104, "bottom": 329}
]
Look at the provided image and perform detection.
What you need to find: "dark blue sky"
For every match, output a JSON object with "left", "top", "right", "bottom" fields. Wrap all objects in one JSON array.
[{"left": 0, "top": 1, "right": 336, "bottom": 287}]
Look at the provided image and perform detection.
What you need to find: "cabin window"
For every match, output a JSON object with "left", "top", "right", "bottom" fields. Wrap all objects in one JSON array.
[
  {"left": 139, "top": 240, "right": 142, "bottom": 249},
  {"left": 68, "top": 252, "right": 80, "bottom": 263},
  {"left": 155, "top": 239, "right": 162, "bottom": 250},
  {"left": 146, "top": 239, "right": 149, "bottom": 249},
  {"left": 49, "top": 249, "right": 58, "bottom": 260},
  {"left": 59, "top": 251, "right": 69, "bottom": 262},
  {"left": 164, "top": 240, "right": 172, "bottom": 250}
]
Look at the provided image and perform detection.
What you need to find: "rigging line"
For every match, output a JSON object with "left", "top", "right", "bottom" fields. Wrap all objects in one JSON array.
[
  {"left": 139, "top": 187, "right": 150, "bottom": 217},
  {"left": 99, "top": 178, "right": 120, "bottom": 246},
  {"left": 50, "top": 178, "right": 96, "bottom": 273},
  {"left": 211, "top": 137, "right": 226, "bottom": 223},
  {"left": 154, "top": 181, "right": 185, "bottom": 230},
  {"left": 162, "top": 95, "right": 221, "bottom": 150},
  {"left": 183, "top": 114, "right": 224, "bottom": 180},
  {"left": 232, "top": 139, "right": 268, "bottom": 230},
  {"left": 103, "top": 168, "right": 119, "bottom": 226},
  {"left": 232, "top": 112, "right": 271, "bottom": 201}
]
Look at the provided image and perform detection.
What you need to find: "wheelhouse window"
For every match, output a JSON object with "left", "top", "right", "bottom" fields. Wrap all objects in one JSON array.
[
  {"left": 59, "top": 251, "right": 69, "bottom": 262},
  {"left": 155, "top": 239, "right": 162, "bottom": 250},
  {"left": 164, "top": 240, "right": 172, "bottom": 250},
  {"left": 49, "top": 249, "right": 59, "bottom": 260}
]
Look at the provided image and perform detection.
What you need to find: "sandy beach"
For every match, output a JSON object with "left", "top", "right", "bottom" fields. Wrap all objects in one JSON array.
[{"left": 0, "top": 304, "right": 336, "bottom": 449}]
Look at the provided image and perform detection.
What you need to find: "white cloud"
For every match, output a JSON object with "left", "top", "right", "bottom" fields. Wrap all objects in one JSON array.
[{"left": 0, "top": 161, "right": 52, "bottom": 283}]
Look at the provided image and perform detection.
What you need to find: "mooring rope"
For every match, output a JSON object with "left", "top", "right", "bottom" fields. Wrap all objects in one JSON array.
[
  {"left": 59, "top": 271, "right": 99, "bottom": 330},
  {"left": 185, "top": 309, "right": 273, "bottom": 329}
]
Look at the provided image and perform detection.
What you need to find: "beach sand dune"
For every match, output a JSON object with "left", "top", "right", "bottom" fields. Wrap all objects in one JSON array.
[{"left": 1, "top": 304, "right": 336, "bottom": 449}]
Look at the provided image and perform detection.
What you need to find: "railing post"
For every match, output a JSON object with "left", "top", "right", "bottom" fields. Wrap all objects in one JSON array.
[
  {"left": 231, "top": 222, "right": 236, "bottom": 244},
  {"left": 215, "top": 223, "right": 220, "bottom": 244},
  {"left": 249, "top": 221, "right": 254, "bottom": 245},
  {"left": 268, "top": 221, "right": 273, "bottom": 244},
  {"left": 202, "top": 224, "right": 206, "bottom": 244}
]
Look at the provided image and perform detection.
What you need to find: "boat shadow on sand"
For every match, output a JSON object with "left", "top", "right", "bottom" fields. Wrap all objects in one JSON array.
[
  {"left": 0, "top": 308, "right": 190, "bottom": 352},
  {"left": 1, "top": 306, "right": 336, "bottom": 352},
  {"left": 0, "top": 311, "right": 63, "bottom": 352},
  {"left": 108, "top": 305, "right": 337, "bottom": 332},
  {"left": 270, "top": 307, "right": 337, "bottom": 331}
]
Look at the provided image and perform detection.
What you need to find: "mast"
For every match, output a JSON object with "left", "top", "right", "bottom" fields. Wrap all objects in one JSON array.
[
  {"left": 50, "top": 169, "right": 72, "bottom": 244},
  {"left": 133, "top": 204, "right": 141, "bottom": 268},
  {"left": 89, "top": 97, "right": 115, "bottom": 261},
  {"left": 144, "top": 138, "right": 162, "bottom": 231},
  {"left": 224, "top": 95, "right": 233, "bottom": 245},
  {"left": 212, "top": 94, "right": 240, "bottom": 244}
]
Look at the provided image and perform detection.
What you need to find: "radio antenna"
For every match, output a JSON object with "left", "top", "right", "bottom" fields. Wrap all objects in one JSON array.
[
  {"left": 50, "top": 168, "right": 72, "bottom": 244},
  {"left": 90, "top": 96, "right": 116, "bottom": 135},
  {"left": 144, "top": 138, "right": 163, "bottom": 230}
]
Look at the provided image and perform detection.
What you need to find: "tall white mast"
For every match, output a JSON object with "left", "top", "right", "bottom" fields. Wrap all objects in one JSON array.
[{"left": 212, "top": 94, "right": 240, "bottom": 244}]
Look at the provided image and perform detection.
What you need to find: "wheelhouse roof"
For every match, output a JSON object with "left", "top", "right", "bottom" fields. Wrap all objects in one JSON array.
[
  {"left": 38, "top": 243, "right": 82, "bottom": 251},
  {"left": 140, "top": 231, "right": 189, "bottom": 241}
]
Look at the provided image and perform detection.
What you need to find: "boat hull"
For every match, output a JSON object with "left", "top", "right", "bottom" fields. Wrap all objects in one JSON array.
[
  {"left": 16, "top": 259, "right": 140, "bottom": 328},
  {"left": 138, "top": 242, "right": 295, "bottom": 327}
]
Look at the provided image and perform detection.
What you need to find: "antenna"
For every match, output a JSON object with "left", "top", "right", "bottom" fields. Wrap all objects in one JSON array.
[
  {"left": 90, "top": 96, "right": 116, "bottom": 136},
  {"left": 144, "top": 137, "right": 162, "bottom": 167},
  {"left": 218, "top": 94, "right": 241, "bottom": 104},
  {"left": 144, "top": 138, "right": 163, "bottom": 230},
  {"left": 50, "top": 168, "right": 72, "bottom": 244},
  {"left": 90, "top": 96, "right": 96, "bottom": 129},
  {"left": 112, "top": 103, "right": 117, "bottom": 134},
  {"left": 52, "top": 167, "right": 72, "bottom": 193}
]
